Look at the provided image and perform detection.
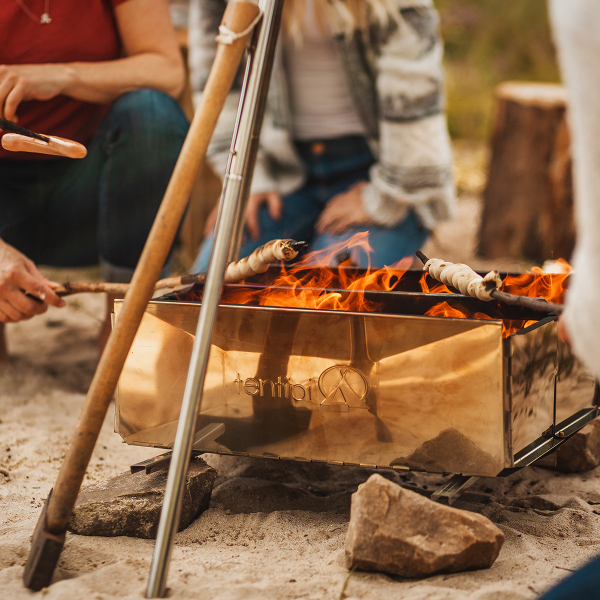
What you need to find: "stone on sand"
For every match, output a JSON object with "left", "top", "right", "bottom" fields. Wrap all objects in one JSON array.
[
  {"left": 68, "top": 458, "right": 216, "bottom": 539},
  {"left": 345, "top": 474, "right": 504, "bottom": 578},
  {"left": 556, "top": 419, "right": 600, "bottom": 473}
]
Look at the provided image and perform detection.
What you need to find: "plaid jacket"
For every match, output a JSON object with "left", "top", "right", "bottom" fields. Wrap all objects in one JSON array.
[{"left": 188, "top": 0, "right": 455, "bottom": 229}]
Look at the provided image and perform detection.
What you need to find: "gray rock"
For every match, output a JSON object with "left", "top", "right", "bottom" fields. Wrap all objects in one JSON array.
[
  {"left": 345, "top": 474, "right": 504, "bottom": 578},
  {"left": 68, "top": 458, "right": 217, "bottom": 539},
  {"left": 556, "top": 419, "right": 600, "bottom": 472}
]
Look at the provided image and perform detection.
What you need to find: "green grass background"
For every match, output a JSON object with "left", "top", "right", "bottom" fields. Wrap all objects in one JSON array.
[{"left": 436, "top": 0, "right": 560, "bottom": 140}]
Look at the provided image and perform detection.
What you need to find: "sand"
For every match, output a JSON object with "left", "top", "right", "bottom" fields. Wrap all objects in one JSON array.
[{"left": 1, "top": 142, "right": 599, "bottom": 599}]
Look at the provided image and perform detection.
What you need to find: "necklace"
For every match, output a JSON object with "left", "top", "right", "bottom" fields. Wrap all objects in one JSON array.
[{"left": 13, "top": 0, "right": 52, "bottom": 25}]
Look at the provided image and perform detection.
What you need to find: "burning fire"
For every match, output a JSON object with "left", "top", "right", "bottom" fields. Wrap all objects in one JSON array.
[
  {"left": 500, "top": 259, "right": 571, "bottom": 303},
  {"left": 420, "top": 258, "right": 569, "bottom": 336},
  {"left": 184, "top": 234, "right": 569, "bottom": 337},
  {"left": 220, "top": 232, "right": 413, "bottom": 312},
  {"left": 423, "top": 301, "right": 538, "bottom": 337}
]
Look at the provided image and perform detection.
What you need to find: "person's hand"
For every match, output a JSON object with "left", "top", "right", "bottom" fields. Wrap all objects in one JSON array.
[
  {"left": 0, "top": 64, "right": 72, "bottom": 122},
  {"left": 246, "top": 191, "right": 282, "bottom": 241},
  {"left": 204, "top": 191, "right": 282, "bottom": 242},
  {"left": 315, "top": 182, "right": 375, "bottom": 235},
  {"left": 0, "top": 240, "right": 65, "bottom": 323}
]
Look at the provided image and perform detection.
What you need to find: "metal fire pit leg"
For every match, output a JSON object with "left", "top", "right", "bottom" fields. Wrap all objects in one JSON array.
[
  {"left": 130, "top": 423, "right": 225, "bottom": 475},
  {"left": 431, "top": 475, "right": 478, "bottom": 505},
  {"left": 145, "top": 1, "right": 285, "bottom": 596}
]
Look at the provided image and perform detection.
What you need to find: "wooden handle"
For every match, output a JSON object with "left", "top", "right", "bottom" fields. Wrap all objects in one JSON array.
[
  {"left": 44, "top": 0, "right": 261, "bottom": 533},
  {"left": 1, "top": 133, "right": 87, "bottom": 158}
]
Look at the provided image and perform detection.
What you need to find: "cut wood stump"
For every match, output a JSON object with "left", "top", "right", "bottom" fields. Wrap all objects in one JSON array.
[{"left": 478, "top": 82, "right": 575, "bottom": 263}]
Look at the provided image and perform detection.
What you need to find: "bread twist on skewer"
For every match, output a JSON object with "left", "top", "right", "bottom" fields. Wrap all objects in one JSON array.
[
  {"left": 53, "top": 239, "right": 306, "bottom": 297},
  {"left": 224, "top": 239, "right": 303, "bottom": 282},
  {"left": 423, "top": 258, "right": 502, "bottom": 301}
]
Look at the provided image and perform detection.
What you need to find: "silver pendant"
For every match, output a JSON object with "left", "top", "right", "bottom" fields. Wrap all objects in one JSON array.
[{"left": 40, "top": 13, "right": 52, "bottom": 24}]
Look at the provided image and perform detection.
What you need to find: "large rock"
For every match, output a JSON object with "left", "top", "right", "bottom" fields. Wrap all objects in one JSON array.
[
  {"left": 556, "top": 419, "right": 600, "bottom": 473},
  {"left": 345, "top": 474, "right": 504, "bottom": 578},
  {"left": 68, "top": 458, "right": 217, "bottom": 538}
]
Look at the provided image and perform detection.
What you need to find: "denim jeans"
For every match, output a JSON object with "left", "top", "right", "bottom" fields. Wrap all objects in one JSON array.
[
  {"left": 0, "top": 89, "right": 188, "bottom": 282},
  {"left": 538, "top": 553, "right": 600, "bottom": 599},
  {"left": 193, "top": 135, "right": 429, "bottom": 272}
]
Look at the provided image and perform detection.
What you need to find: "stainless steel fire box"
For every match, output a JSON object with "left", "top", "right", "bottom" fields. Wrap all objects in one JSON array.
[{"left": 114, "top": 278, "right": 597, "bottom": 478}]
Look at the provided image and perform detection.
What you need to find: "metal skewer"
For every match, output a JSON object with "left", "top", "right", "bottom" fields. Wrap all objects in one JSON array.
[
  {"left": 0, "top": 117, "right": 50, "bottom": 142},
  {"left": 146, "top": 0, "right": 285, "bottom": 596}
]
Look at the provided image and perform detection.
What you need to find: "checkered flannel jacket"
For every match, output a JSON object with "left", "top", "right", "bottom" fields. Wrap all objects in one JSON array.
[{"left": 188, "top": 0, "right": 456, "bottom": 229}]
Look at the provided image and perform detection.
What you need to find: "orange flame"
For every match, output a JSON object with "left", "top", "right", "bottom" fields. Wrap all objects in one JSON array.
[
  {"left": 418, "top": 258, "right": 570, "bottom": 336},
  {"left": 501, "top": 258, "right": 571, "bottom": 304},
  {"left": 184, "top": 234, "right": 570, "bottom": 338},
  {"left": 419, "top": 272, "right": 451, "bottom": 294},
  {"left": 425, "top": 301, "right": 492, "bottom": 321},
  {"left": 424, "top": 302, "right": 546, "bottom": 338},
  {"left": 220, "top": 232, "right": 414, "bottom": 313}
]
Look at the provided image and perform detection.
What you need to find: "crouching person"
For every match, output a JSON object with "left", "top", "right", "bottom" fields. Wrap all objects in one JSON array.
[{"left": 0, "top": 0, "right": 190, "bottom": 358}]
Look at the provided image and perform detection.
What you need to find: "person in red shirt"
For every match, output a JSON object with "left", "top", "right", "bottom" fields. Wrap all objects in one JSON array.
[{"left": 0, "top": 0, "right": 189, "bottom": 358}]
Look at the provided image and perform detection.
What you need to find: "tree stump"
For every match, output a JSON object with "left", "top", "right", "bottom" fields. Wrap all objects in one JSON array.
[{"left": 478, "top": 82, "right": 575, "bottom": 263}]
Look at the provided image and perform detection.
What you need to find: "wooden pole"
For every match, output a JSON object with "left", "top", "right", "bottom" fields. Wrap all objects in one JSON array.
[{"left": 22, "top": 1, "right": 261, "bottom": 591}]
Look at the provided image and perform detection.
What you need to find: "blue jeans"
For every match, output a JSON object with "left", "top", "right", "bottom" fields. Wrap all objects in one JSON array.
[
  {"left": 0, "top": 89, "right": 188, "bottom": 282},
  {"left": 193, "top": 135, "right": 429, "bottom": 272},
  {"left": 538, "top": 554, "right": 600, "bottom": 599}
]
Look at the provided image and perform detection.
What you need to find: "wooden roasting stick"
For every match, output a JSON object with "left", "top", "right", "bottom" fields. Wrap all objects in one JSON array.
[
  {"left": 52, "top": 239, "right": 306, "bottom": 297},
  {"left": 416, "top": 250, "right": 564, "bottom": 315},
  {"left": 23, "top": 1, "right": 262, "bottom": 592}
]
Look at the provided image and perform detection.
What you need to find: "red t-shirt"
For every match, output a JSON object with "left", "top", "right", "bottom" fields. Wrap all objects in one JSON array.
[{"left": 0, "top": 0, "right": 130, "bottom": 160}]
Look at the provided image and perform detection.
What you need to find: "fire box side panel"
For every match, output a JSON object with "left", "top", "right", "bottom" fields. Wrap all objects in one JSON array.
[
  {"left": 509, "top": 320, "right": 597, "bottom": 455},
  {"left": 115, "top": 302, "right": 507, "bottom": 477}
]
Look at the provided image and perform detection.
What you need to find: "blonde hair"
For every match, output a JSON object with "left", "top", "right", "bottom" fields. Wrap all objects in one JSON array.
[{"left": 282, "top": 0, "right": 399, "bottom": 42}]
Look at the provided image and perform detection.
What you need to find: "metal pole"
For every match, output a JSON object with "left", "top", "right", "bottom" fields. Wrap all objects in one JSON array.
[
  {"left": 145, "top": 0, "right": 285, "bottom": 596},
  {"left": 228, "top": 0, "right": 284, "bottom": 262}
]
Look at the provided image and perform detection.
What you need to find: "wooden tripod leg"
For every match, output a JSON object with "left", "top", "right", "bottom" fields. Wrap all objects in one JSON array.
[{"left": 22, "top": 1, "right": 261, "bottom": 591}]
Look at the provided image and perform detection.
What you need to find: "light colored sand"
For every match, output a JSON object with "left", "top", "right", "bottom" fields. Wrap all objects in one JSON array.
[{"left": 1, "top": 144, "right": 598, "bottom": 599}]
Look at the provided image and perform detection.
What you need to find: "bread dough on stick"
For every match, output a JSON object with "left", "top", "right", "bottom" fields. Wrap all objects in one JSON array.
[
  {"left": 224, "top": 239, "right": 304, "bottom": 282},
  {"left": 424, "top": 258, "right": 502, "bottom": 301},
  {"left": 1, "top": 133, "right": 87, "bottom": 159}
]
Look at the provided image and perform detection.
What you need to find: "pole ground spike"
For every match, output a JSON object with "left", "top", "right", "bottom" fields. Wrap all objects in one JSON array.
[
  {"left": 21, "top": 0, "right": 264, "bottom": 593},
  {"left": 23, "top": 491, "right": 65, "bottom": 591}
]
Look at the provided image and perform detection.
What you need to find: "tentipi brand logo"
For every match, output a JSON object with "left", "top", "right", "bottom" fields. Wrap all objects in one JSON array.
[
  {"left": 318, "top": 365, "right": 369, "bottom": 408},
  {"left": 234, "top": 365, "right": 369, "bottom": 408}
]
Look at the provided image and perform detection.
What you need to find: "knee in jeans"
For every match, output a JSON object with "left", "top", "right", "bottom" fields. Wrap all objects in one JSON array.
[{"left": 109, "top": 89, "right": 188, "bottom": 140}]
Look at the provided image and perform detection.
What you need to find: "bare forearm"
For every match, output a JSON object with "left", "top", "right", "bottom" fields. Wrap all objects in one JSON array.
[
  {"left": 59, "top": 53, "right": 185, "bottom": 103},
  {"left": 0, "top": 0, "right": 186, "bottom": 121}
]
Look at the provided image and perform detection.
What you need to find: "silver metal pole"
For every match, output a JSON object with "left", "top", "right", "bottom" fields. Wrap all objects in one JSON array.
[
  {"left": 228, "top": 0, "right": 284, "bottom": 261},
  {"left": 145, "top": 0, "right": 284, "bottom": 596}
]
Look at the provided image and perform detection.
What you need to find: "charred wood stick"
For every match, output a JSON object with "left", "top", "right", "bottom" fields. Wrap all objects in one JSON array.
[
  {"left": 415, "top": 250, "right": 564, "bottom": 315},
  {"left": 52, "top": 276, "right": 205, "bottom": 297},
  {"left": 52, "top": 239, "right": 306, "bottom": 297}
]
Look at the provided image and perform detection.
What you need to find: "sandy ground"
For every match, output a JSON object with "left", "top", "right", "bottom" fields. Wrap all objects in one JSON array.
[{"left": 1, "top": 142, "right": 599, "bottom": 599}]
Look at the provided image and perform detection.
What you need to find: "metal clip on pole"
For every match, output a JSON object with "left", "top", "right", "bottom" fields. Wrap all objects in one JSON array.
[{"left": 145, "top": 0, "right": 285, "bottom": 596}]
